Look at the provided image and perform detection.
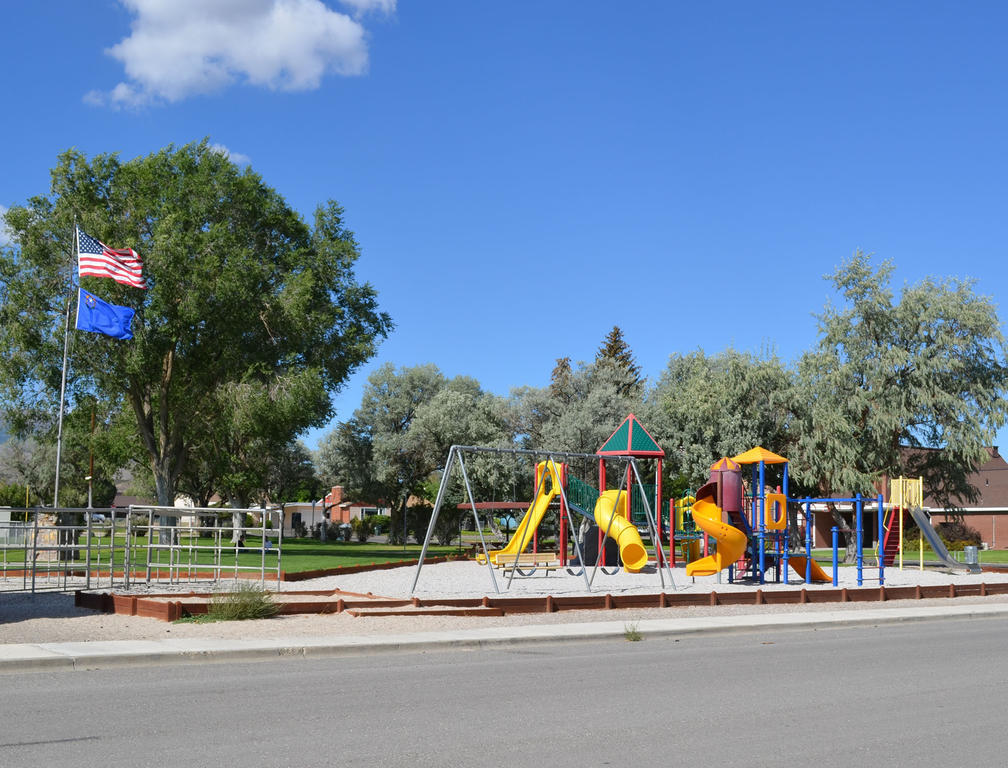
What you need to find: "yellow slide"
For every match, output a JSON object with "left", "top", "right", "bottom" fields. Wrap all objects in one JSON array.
[
  {"left": 482, "top": 461, "right": 562, "bottom": 565},
  {"left": 593, "top": 490, "right": 648, "bottom": 573},
  {"left": 686, "top": 480, "right": 747, "bottom": 577},
  {"left": 788, "top": 556, "right": 831, "bottom": 583}
]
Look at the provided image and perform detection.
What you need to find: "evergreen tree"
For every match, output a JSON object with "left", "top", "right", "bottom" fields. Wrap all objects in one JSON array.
[{"left": 595, "top": 326, "right": 643, "bottom": 395}]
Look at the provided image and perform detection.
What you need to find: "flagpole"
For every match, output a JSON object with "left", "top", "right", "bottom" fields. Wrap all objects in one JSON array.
[{"left": 53, "top": 223, "right": 77, "bottom": 508}]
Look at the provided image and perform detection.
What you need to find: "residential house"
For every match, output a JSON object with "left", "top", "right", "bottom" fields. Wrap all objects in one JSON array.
[{"left": 280, "top": 486, "right": 390, "bottom": 537}]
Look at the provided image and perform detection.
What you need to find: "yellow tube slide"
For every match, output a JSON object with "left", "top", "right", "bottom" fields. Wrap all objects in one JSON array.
[
  {"left": 484, "top": 461, "right": 561, "bottom": 565},
  {"left": 686, "top": 481, "right": 747, "bottom": 577},
  {"left": 593, "top": 490, "right": 648, "bottom": 573}
]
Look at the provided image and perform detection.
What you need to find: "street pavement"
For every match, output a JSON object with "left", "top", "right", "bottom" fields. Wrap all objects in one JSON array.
[{"left": 3, "top": 600, "right": 1008, "bottom": 672}]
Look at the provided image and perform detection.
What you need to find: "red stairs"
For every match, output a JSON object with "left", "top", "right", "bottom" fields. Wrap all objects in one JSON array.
[{"left": 881, "top": 505, "right": 901, "bottom": 566}]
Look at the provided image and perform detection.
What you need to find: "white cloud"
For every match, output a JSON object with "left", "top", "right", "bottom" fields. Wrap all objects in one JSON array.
[
  {"left": 90, "top": 0, "right": 379, "bottom": 107},
  {"left": 210, "top": 143, "right": 252, "bottom": 166}
]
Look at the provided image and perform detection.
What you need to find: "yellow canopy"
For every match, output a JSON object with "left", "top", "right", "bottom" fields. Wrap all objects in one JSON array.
[
  {"left": 709, "top": 457, "right": 741, "bottom": 472},
  {"left": 731, "top": 446, "right": 788, "bottom": 465}
]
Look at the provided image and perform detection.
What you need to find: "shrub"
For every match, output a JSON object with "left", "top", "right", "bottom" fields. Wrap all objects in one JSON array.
[
  {"left": 935, "top": 520, "right": 981, "bottom": 550},
  {"left": 206, "top": 583, "right": 279, "bottom": 621},
  {"left": 351, "top": 516, "right": 373, "bottom": 542}
]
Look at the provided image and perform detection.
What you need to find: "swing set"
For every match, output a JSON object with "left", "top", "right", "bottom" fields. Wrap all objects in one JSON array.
[{"left": 411, "top": 444, "right": 676, "bottom": 595}]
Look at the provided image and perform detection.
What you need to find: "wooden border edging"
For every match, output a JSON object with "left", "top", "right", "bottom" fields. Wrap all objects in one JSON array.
[{"left": 75, "top": 580, "right": 1008, "bottom": 623}]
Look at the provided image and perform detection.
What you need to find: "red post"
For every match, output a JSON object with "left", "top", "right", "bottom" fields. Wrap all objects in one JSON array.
[
  {"left": 598, "top": 458, "right": 606, "bottom": 566},
  {"left": 656, "top": 458, "right": 664, "bottom": 566},
  {"left": 670, "top": 498, "right": 678, "bottom": 567}
]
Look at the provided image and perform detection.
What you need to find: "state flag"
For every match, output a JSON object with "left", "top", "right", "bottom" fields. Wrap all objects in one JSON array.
[{"left": 75, "top": 288, "right": 135, "bottom": 340}]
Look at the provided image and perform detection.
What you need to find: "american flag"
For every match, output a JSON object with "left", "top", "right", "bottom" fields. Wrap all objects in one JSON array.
[{"left": 76, "top": 227, "right": 146, "bottom": 289}]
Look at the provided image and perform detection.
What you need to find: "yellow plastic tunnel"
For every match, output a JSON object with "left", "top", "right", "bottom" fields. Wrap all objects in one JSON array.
[{"left": 593, "top": 490, "right": 649, "bottom": 573}]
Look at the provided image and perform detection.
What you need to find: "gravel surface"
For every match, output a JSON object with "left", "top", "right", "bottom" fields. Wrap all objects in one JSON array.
[{"left": 3, "top": 560, "right": 1007, "bottom": 645}]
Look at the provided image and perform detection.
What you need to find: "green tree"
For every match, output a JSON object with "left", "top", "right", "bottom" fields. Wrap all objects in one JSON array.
[
  {"left": 596, "top": 325, "right": 643, "bottom": 395},
  {"left": 788, "top": 252, "right": 1008, "bottom": 558},
  {"left": 645, "top": 348, "right": 792, "bottom": 489},
  {"left": 0, "top": 142, "right": 391, "bottom": 507},
  {"left": 317, "top": 364, "right": 511, "bottom": 545},
  {"left": 511, "top": 357, "right": 644, "bottom": 458}
]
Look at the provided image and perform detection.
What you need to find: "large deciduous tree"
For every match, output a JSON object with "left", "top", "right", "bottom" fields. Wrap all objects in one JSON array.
[
  {"left": 0, "top": 141, "right": 392, "bottom": 506},
  {"left": 788, "top": 251, "right": 1008, "bottom": 558},
  {"left": 645, "top": 348, "right": 792, "bottom": 489},
  {"left": 317, "top": 363, "right": 512, "bottom": 544}
]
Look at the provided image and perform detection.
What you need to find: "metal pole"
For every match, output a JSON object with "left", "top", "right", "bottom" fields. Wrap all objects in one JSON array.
[
  {"left": 506, "top": 456, "right": 552, "bottom": 590},
  {"left": 856, "top": 493, "right": 863, "bottom": 587},
  {"left": 411, "top": 447, "right": 459, "bottom": 594},
  {"left": 832, "top": 525, "right": 839, "bottom": 586},
  {"left": 552, "top": 459, "right": 592, "bottom": 593},
  {"left": 877, "top": 493, "right": 884, "bottom": 586},
  {"left": 85, "top": 510, "right": 92, "bottom": 590},
  {"left": 276, "top": 507, "right": 284, "bottom": 590},
  {"left": 30, "top": 510, "right": 39, "bottom": 594},
  {"left": 457, "top": 451, "right": 501, "bottom": 595},
  {"left": 628, "top": 458, "right": 675, "bottom": 590},
  {"left": 53, "top": 225, "right": 78, "bottom": 509},
  {"left": 589, "top": 466, "right": 628, "bottom": 588},
  {"left": 804, "top": 502, "right": 812, "bottom": 585}
]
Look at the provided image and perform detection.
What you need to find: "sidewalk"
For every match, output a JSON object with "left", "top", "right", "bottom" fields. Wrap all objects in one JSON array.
[{"left": 4, "top": 600, "right": 1007, "bottom": 673}]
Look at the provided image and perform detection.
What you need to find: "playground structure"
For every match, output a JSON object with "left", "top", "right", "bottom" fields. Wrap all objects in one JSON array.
[
  {"left": 413, "top": 438, "right": 675, "bottom": 595},
  {"left": 881, "top": 476, "right": 979, "bottom": 574},
  {"left": 684, "top": 450, "right": 833, "bottom": 585},
  {"left": 413, "top": 411, "right": 972, "bottom": 594},
  {"left": 476, "top": 459, "right": 648, "bottom": 574}
]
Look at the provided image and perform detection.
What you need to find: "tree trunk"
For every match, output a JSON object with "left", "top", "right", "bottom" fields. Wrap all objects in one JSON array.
[
  {"left": 152, "top": 461, "right": 177, "bottom": 544},
  {"left": 826, "top": 501, "right": 857, "bottom": 564},
  {"left": 231, "top": 510, "right": 244, "bottom": 545}
]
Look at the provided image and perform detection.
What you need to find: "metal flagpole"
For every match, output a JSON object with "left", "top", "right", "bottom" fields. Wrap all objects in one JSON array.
[{"left": 53, "top": 222, "right": 77, "bottom": 508}]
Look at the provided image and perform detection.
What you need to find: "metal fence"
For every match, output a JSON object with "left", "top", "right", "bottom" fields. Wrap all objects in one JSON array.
[{"left": 0, "top": 504, "right": 282, "bottom": 593}]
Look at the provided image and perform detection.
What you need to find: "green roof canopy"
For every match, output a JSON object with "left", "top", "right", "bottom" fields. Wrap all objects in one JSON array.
[{"left": 597, "top": 414, "right": 665, "bottom": 457}]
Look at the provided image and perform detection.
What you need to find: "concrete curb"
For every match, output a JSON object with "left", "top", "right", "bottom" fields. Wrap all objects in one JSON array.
[{"left": 3, "top": 601, "right": 1008, "bottom": 673}]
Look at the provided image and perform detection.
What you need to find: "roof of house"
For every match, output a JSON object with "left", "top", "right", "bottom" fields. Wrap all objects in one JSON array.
[{"left": 920, "top": 446, "right": 1008, "bottom": 511}]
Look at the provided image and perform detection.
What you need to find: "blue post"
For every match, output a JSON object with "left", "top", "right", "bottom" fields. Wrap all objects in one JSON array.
[
  {"left": 780, "top": 530, "right": 788, "bottom": 584},
  {"left": 856, "top": 493, "right": 863, "bottom": 587},
  {"left": 805, "top": 501, "right": 812, "bottom": 585},
  {"left": 758, "top": 461, "right": 766, "bottom": 584},
  {"left": 831, "top": 526, "right": 839, "bottom": 586},
  {"left": 877, "top": 493, "right": 885, "bottom": 586}
]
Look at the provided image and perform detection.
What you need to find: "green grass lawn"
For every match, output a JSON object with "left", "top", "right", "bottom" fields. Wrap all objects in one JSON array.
[
  {"left": 808, "top": 546, "right": 1008, "bottom": 564},
  {"left": 0, "top": 533, "right": 457, "bottom": 574}
]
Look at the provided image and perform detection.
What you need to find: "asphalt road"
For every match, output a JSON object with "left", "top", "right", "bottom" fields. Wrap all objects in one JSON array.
[{"left": 3, "top": 615, "right": 1005, "bottom": 767}]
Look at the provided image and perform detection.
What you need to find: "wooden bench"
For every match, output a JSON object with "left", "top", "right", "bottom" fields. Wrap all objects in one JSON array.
[{"left": 494, "top": 552, "right": 562, "bottom": 576}]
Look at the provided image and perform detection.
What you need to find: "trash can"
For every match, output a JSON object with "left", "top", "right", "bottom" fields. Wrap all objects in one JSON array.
[{"left": 964, "top": 545, "right": 979, "bottom": 565}]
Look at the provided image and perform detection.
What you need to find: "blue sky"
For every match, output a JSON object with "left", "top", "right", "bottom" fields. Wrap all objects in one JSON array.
[{"left": 2, "top": 1, "right": 1008, "bottom": 452}]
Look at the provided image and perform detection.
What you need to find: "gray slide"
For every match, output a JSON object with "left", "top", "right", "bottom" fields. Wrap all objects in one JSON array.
[{"left": 908, "top": 506, "right": 980, "bottom": 574}]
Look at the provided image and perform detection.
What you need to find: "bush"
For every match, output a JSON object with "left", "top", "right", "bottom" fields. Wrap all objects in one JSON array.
[
  {"left": 206, "top": 583, "right": 279, "bottom": 621},
  {"left": 935, "top": 520, "right": 982, "bottom": 550},
  {"left": 351, "top": 516, "right": 373, "bottom": 542}
]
